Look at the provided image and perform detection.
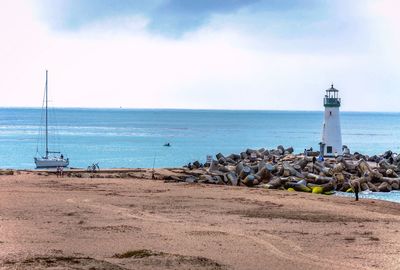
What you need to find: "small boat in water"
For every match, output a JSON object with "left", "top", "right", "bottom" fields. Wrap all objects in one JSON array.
[{"left": 34, "top": 70, "right": 69, "bottom": 168}]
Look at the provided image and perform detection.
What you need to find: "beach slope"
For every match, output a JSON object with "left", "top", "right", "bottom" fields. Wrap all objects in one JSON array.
[{"left": 0, "top": 172, "right": 399, "bottom": 269}]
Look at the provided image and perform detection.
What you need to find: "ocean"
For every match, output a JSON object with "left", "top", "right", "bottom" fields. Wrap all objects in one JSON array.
[
  {"left": 2, "top": 108, "right": 400, "bottom": 203},
  {"left": 1, "top": 108, "right": 400, "bottom": 170}
]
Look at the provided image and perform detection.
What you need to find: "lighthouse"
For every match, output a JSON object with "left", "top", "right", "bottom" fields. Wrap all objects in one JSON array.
[{"left": 321, "top": 84, "right": 342, "bottom": 156}]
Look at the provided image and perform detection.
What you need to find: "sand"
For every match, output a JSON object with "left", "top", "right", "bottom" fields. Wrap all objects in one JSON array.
[{"left": 0, "top": 171, "right": 399, "bottom": 269}]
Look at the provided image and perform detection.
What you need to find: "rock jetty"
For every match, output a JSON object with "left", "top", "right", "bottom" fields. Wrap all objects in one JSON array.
[
  {"left": 183, "top": 146, "right": 400, "bottom": 194},
  {"left": 17, "top": 146, "right": 400, "bottom": 195}
]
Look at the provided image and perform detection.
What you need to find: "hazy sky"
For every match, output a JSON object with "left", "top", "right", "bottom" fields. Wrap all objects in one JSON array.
[{"left": 1, "top": 0, "right": 399, "bottom": 111}]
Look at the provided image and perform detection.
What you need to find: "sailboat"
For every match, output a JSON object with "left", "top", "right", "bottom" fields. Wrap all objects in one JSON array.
[{"left": 34, "top": 70, "right": 69, "bottom": 168}]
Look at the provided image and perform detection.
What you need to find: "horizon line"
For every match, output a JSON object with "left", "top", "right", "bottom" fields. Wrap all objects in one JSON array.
[{"left": 1, "top": 106, "right": 400, "bottom": 114}]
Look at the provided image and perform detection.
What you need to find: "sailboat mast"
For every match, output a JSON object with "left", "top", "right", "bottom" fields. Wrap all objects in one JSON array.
[{"left": 45, "top": 70, "right": 48, "bottom": 158}]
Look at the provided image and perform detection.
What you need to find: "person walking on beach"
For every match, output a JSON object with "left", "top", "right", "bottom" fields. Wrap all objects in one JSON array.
[
  {"left": 56, "top": 166, "right": 61, "bottom": 178},
  {"left": 56, "top": 166, "right": 64, "bottom": 178},
  {"left": 350, "top": 179, "right": 361, "bottom": 201}
]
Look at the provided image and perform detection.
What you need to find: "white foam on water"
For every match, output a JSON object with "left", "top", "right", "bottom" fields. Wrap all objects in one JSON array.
[{"left": 335, "top": 191, "right": 400, "bottom": 204}]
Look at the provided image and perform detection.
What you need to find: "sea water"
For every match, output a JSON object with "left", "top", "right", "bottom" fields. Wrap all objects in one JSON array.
[
  {"left": 2, "top": 108, "right": 400, "bottom": 203},
  {"left": 1, "top": 108, "right": 400, "bottom": 170},
  {"left": 335, "top": 191, "right": 400, "bottom": 203}
]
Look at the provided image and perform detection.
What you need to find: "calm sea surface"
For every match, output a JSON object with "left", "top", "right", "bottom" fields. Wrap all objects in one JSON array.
[
  {"left": 1, "top": 108, "right": 400, "bottom": 170},
  {"left": 2, "top": 108, "right": 400, "bottom": 203}
]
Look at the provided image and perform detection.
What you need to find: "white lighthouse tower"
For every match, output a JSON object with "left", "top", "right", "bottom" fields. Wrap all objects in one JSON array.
[{"left": 321, "top": 84, "right": 342, "bottom": 156}]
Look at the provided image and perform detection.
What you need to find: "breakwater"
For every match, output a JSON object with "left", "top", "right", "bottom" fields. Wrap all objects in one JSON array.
[{"left": 182, "top": 146, "right": 400, "bottom": 195}]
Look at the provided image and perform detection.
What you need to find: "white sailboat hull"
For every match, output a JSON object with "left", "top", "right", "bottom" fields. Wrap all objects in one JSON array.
[{"left": 34, "top": 157, "right": 69, "bottom": 168}]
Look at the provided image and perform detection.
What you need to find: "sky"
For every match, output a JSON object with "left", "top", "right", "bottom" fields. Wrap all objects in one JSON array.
[{"left": 0, "top": 0, "right": 399, "bottom": 111}]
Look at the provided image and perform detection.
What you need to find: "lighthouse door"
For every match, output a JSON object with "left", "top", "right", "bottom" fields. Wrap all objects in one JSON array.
[{"left": 327, "top": 146, "right": 333, "bottom": 154}]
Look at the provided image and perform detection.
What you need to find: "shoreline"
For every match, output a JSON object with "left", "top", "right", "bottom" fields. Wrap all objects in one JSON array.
[
  {"left": 0, "top": 171, "right": 399, "bottom": 269},
  {"left": 335, "top": 190, "right": 400, "bottom": 203},
  {"left": 2, "top": 164, "right": 400, "bottom": 204}
]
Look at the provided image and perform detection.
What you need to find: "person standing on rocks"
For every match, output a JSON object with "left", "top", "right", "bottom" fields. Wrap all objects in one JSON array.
[{"left": 312, "top": 156, "right": 317, "bottom": 173}]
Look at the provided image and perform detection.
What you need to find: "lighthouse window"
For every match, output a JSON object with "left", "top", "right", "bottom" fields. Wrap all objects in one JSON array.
[
  {"left": 327, "top": 146, "right": 333, "bottom": 153},
  {"left": 329, "top": 111, "right": 332, "bottom": 116}
]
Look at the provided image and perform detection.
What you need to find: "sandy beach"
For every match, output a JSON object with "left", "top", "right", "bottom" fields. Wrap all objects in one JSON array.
[{"left": 0, "top": 171, "right": 399, "bottom": 270}]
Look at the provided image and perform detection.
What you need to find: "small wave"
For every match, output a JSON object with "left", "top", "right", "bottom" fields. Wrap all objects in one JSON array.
[
  {"left": 345, "top": 133, "right": 389, "bottom": 136},
  {"left": 161, "top": 127, "right": 190, "bottom": 131},
  {"left": 54, "top": 131, "right": 165, "bottom": 138},
  {"left": 336, "top": 191, "right": 400, "bottom": 204}
]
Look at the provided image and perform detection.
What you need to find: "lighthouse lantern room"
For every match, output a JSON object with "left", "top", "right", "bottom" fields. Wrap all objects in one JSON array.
[{"left": 321, "top": 84, "right": 343, "bottom": 156}]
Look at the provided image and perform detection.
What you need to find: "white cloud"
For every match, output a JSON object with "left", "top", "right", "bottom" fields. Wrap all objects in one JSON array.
[{"left": 0, "top": 0, "right": 399, "bottom": 111}]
